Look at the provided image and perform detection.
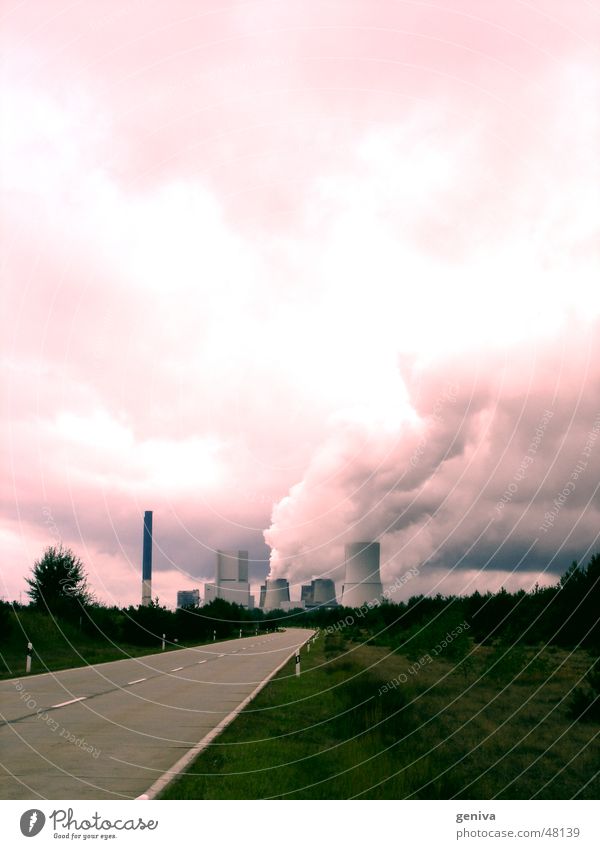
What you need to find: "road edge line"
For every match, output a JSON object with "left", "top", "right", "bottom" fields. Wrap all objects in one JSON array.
[{"left": 137, "top": 629, "right": 314, "bottom": 800}]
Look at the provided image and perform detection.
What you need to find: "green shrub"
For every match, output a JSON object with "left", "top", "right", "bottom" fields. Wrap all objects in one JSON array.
[{"left": 568, "top": 662, "right": 600, "bottom": 722}]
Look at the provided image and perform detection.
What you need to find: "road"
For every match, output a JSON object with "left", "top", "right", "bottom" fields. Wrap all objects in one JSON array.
[{"left": 0, "top": 628, "right": 313, "bottom": 799}]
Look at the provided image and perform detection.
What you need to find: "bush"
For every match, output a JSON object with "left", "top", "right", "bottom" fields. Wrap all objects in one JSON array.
[
  {"left": 568, "top": 662, "right": 600, "bottom": 722},
  {"left": 81, "top": 605, "right": 126, "bottom": 642},
  {"left": 324, "top": 633, "right": 347, "bottom": 657}
]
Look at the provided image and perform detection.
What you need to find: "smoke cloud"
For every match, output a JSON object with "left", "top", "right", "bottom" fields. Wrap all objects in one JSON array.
[{"left": 265, "top": 324, "right": 600, "bottom": 595}]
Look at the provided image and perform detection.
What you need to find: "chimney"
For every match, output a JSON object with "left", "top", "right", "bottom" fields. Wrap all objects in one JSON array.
[{"left": 141, "top": 510, "right": 153, "bottom": 606}]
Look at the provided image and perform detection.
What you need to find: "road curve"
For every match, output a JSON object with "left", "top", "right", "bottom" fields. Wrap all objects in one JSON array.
[{"left": 0, "top": 628, "right": 313, "bottom": 799}]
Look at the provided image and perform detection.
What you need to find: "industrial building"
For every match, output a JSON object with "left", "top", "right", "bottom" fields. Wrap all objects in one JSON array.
[
  {"left": 300, "top": 578, "right": 338, "bottom": 608},
  {"left": 204, "top": 550, "right": 253, "bottom": 608},
  {"left": 176, "top": 589, "right": 200, "bottom": 609},
  {"left": 341, "top": 542, "right": 383, "bottom": 607}
]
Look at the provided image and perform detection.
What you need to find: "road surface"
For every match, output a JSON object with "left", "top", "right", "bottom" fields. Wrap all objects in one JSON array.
[{"left": 0, "top": 628, "right": 313, "bottom": 799}]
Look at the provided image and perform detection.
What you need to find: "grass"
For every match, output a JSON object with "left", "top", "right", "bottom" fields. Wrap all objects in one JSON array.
[
  {"left": 0, "top": 608, "right": 233, "bottom": 680},
  {"left": 161, "top": 631, "right": 600, "bottom": 799}
]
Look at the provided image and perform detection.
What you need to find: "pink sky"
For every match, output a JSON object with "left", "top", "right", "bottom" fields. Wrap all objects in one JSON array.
[{"left": 1, "top": 1, "right": 599, "bottom": 607}]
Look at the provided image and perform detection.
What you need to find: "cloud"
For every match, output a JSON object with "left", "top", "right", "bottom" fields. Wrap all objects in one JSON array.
[{"left": 1, "top": 2, "right": 599, "bottom": 605}]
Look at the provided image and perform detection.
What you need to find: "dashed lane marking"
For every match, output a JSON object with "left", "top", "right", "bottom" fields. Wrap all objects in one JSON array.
[{"left": 51, "top": 696, "right": 87, "bottom": 708}]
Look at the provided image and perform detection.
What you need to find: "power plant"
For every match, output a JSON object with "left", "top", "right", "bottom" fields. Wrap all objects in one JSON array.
[
  {"left": 300, "top": 578, "right": 338, "bottom": 608},
  {"left": 204, "top": 550, "right": 253, "bottom": 608},
  {"left": 138, "top": 510, "right": 382, "bottom": 614},
  {"left": 141, "top": 510, "right": 153, "bottom": 606},
  {"left": 262, "top": 578, "right": 290, "bottom": 610},
  {"left": 341, "top": 542, "right": 383, "bottom": 607}
]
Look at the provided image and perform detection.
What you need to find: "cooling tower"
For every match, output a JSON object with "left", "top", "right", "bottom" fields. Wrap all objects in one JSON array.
[
  {"left": 141, "top": 510, "right": 153, "bottom": 606},
  {"left": 300, "top": 584, "right": 312, "bottom": 605},
  {"left": 341, "top": 542, "right": 383, "bottom": 608},
  {"left": 312, "top": 578, "right": 338, "bottom": 607},
  {"left": 262, "top": 578, "right": 290, "bottom": 610}
]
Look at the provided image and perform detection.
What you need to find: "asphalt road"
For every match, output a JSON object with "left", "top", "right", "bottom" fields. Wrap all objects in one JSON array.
[{"left": 0, "top": 628, "right": 313, "bottom": 800}]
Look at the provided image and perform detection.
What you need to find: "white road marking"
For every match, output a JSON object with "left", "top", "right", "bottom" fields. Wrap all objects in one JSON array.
[
  {"left": 127, "top": 678, "right": 147, "bottom": 685},
  {"left": 218, "top": 653, "right": 225, "bottom": 657},
  {"left": 170, "top": 667, "right": 184, "bottom": 672},
  {"left": 51, "top": 696, "right": 87, "bottom": 708},
  {"left": 197, "top": 660, "right": 206, "bottom": 664}
]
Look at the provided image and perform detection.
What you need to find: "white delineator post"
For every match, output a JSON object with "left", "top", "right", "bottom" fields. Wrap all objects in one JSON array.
[
  {"left": 26, "top": 642, "right": 32, "bottom": 674},
  {"left": 161, "top": 634, "right": 166, "bottom": 651},
  {"left": 213, "top": 630, "right": 216, "bottom": 641},
  {"left": 295, "top": 651, "right": 301, "bottom": 677},
  {"left": 239, "top": 629, "right": 242, "bottom": 639}
]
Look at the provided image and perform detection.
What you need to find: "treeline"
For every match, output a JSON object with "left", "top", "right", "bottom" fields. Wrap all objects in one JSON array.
[
  {"left": 0, "top": 544, "right": 276, "bottom": 652},
  {"left": 1, "top": 548, "right": 599, "bottom": 655},
  {"left": 291, "top": 553, "right": 600, "bottom": 653},
  {"left": 82, "top": 597, "right": 267, "bottom": 646},
  {"left": 0, "top": 596, "right": 278, "bottom": 651}
]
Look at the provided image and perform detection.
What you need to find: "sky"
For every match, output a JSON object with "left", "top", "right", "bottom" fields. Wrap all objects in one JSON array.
[{"left": 1, "top": 1, "right": 599, "bottom": 608}]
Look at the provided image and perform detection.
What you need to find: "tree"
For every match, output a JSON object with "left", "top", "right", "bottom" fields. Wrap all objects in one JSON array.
[
  {"left": 559, "top": 560, "right": 585, "bottom": 588},
  {"left": 585, "top": 553, "right": 600, "bottom": 586},
  {"left": 26, "top": 545, "right": 93, "bottom": 615}
]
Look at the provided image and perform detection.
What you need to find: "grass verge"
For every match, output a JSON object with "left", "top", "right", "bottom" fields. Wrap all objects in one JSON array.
[
  {"left": 161, "top": 632, "right": 600, "bottom": 799},
  {"left": 0, "top": 609, "right": 243, "bottom": 680}
]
